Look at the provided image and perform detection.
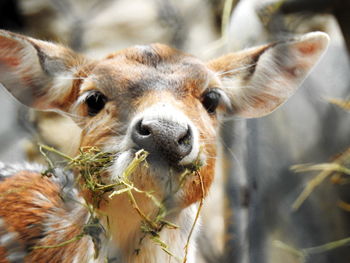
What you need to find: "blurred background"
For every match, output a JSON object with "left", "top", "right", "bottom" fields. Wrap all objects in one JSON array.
[{"left": 0, "top": 0, "right": 350, "bottom": 262}]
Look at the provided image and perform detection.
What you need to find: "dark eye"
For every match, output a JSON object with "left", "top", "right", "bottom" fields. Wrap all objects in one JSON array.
[
  {"left": 85, "top": 91, "right": 107, "bottom": 116},
  {"left": 201, "top": 90, "right": 221, "bottom": 114}
]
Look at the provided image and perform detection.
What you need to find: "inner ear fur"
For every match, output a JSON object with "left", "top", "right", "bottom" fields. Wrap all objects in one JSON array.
[{"left": 0, "top": 30, "right": 86, "bottom": 112}]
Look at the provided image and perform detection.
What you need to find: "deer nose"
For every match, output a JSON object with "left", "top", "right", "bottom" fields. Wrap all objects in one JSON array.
[{"left": 131, "top": 119, "right": 193, "bottom": 163}]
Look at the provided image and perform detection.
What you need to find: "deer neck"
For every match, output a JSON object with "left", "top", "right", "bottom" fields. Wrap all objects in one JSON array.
[{"left": 99, "top": 192, "right": 198, "bottom": 263}]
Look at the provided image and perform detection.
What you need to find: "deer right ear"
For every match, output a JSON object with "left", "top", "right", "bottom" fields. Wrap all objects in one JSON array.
[
  {"left": 0, "top": 30, "right": 86, "bottom": 112},
  {"left": 208, "top": 32, "right": 329, "bottom": 118}
]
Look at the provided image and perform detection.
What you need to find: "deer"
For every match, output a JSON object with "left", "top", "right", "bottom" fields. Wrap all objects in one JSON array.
[{"left": 0, "top": 29, "right": 328, "bottom": 263}]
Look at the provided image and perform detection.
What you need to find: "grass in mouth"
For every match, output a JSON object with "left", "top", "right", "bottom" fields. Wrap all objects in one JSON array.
[{"left": 38, "top": 144, "right": 204, "bottom": 262}]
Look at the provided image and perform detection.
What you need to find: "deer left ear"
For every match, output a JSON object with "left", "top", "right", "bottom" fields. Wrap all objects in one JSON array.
[
  {"left": 0, "top": 30, "right": 86, "bottom": 112},
  {"left": 208, "top": 32, "right": 329, "bottom": 118}
]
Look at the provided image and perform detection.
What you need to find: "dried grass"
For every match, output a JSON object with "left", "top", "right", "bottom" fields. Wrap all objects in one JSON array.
[
  {"left": 274, "top": 237, "right": 350, "bottom": 263},
  {"left": 328, "top": 98, "right": 350, "bottom": 111},
  {"left": 291, "top": 150, "right": 350, "bottom": 211},
  {"left": 276, "top": 99, "right": 350, "bottom": 261}
]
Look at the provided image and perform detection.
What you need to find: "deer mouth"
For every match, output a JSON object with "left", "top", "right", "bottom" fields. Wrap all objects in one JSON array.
[
  {"left": 130, "top": 146, "right": 199, "bottom": 171},
  {"left": 108, "top": 148, "right": 204, "bottom": 195}
]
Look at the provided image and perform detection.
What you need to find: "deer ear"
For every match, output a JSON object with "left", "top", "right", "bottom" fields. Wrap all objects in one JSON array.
[
  {"left": 208, "top": 32, "right": 329, "bottom": 118},
  {"left": 0, "top": 30, "right": 85, "bottom": 112}
]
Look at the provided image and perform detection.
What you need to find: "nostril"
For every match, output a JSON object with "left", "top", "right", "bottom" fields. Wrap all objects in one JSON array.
[
  {"left": 177, "top": 125, "right": 192, "bottom": 146},
  {"left": 136, "top": 120, "right": 151, "bottom": 136},
  {"left": 132, "top": 119, "right": 155, "bottom": 154}
]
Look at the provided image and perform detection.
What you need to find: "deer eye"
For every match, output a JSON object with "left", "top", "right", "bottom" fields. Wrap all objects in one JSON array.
[
  {"left": 201, "top": 89, "right": 221, "bottom": 114},
  {"left": 85, "top": 91, "right": 107, "bottom": 116}
]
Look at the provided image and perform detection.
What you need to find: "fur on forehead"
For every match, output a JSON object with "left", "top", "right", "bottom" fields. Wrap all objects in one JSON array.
[
  {"left": 104, "top": 44, "right": 209, "bottom": 77},
  {"left": 106, "top": 43, "right": 190, "bottom": 64},
  {"left": 82, "top": 44, "right": 212, "bottom": 97}
]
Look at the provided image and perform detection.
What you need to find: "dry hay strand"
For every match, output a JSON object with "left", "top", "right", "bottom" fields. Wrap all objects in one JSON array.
[
  {"left": 274, "top": 237, "right": 350, "bottom": 263},
  {"left": 291, "top": 147, "right": 350, "bottom": 211},
  {"left": 183, "top": 170, "right": 205, "bottom": 263},
  {"left": 328, "top": 98, "right": 350, "bottom": 111}
]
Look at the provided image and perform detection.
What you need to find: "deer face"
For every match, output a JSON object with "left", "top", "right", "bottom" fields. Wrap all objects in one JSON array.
[
  {"left": 0, "top": 30, "right": 329, "bottom": 209},
  {"left": 67, "top": 44, "right": 221, "bottom": 207}
]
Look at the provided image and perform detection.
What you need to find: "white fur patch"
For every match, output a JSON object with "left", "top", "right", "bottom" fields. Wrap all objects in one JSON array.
[
  {"left": 49, "top": 72, "right": 75, "bottom": 101},
  {"left": 109, "top": 150, "right": 134, "bottom": 181},
  {"left": 0, "top": 162, "right": 43, "bottom": 177}
]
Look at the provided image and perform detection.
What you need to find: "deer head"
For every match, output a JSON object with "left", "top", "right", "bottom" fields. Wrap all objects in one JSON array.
[{"left": 0, "top": 30, "right": 329, "bottom": 261}]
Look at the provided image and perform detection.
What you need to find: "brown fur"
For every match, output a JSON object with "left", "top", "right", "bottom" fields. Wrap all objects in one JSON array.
[
  {"left": 0, "top": 249, "right": 9, "bottom": 263},
  {"left": 0, "top": 172, "right": 57, "bottom": 246},
  {"left": 207, "top": 44, "right": 271, "bottom": 78},
  {"left": 0, "top": 170, "right": 92, "bottom": 262}
]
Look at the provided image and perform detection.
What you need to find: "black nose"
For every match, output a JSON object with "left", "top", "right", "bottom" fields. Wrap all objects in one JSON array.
[{"left": 131, "top": 119, "right": 193, "bottom": 163}]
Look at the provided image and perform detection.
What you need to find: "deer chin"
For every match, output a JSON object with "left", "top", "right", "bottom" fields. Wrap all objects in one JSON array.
[{"left": 107, "top": 148, "right": 204, "bottom": 208}]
